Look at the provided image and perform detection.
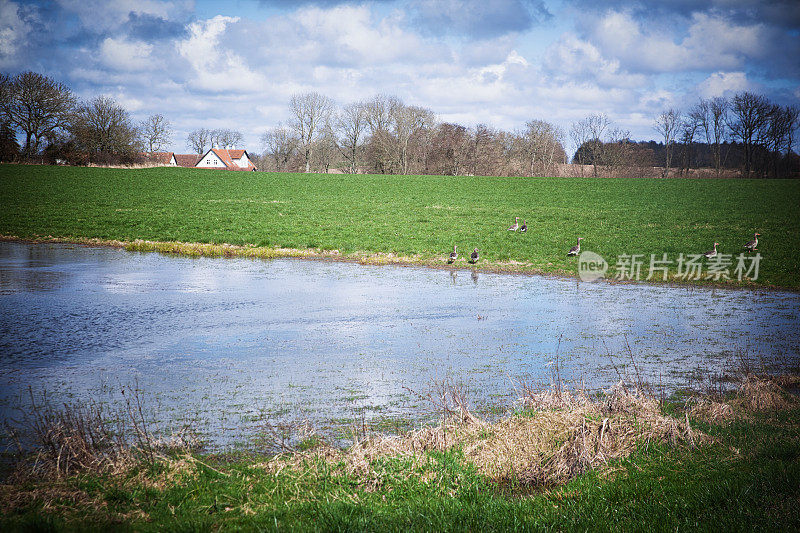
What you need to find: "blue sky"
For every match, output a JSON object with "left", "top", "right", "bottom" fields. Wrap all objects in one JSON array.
[{"left": 2, "top": 0, "right": 799, "bottom": 153}]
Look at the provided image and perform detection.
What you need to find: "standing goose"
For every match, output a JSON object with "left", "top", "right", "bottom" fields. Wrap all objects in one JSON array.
[
  {"left": 567, "top": 237, "right": 583, "bottom": 256},
  {"left": 469, "top": 248, "right": 480, "bottom": 263},
  {"left": 744, "top": 233, "right": 760, "bottom": 252},
  {"left": 447, "top": 245, "right": 458, "bottom": 263},
  {"left": 703, "top": 242, "right": 719, "bottom": 259},
  {"left": 507, "top": 217, "right": 519, "bottom": 231},
  {"left": 520, "top": 220, "right": 528, "bottom": 233}
]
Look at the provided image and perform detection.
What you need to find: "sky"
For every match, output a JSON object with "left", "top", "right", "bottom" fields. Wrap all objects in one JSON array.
[{"left": 2, "top": 0, "right": 799, "bottom": 154}]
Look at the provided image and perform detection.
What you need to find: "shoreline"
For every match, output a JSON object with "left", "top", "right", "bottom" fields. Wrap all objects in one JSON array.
[{"left": 1, "top": 234, "right": 794, "bottom": 293}]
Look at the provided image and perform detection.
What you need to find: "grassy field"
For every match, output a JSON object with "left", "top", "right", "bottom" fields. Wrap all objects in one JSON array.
[
  {"left": 2, "top": 376, "right": 799, "bottom": 531},
  {"left": 1, "top": 164, "right": 799, "bottom": 288}
]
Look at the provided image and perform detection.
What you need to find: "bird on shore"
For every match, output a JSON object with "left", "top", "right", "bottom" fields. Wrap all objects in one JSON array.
[
  {"left": 469, "top": 248, "right": 480, "bottom": 263},
  {"left": 567, "top": 237, "right": 583, "bottom": 256},
  {"left": 703, "top": 242, "right": 719, "bottom": 259},
  {"left": 520, "top": 220, "right": 528, "bottom": 233},
  {"left": 744, "top": 233, "right": 760, "bottom": 252},
  {"left": 447, "top": 245, "right": 458, "bottom": 263},
  {"left": 507, "top": 217, "right": 519, "bottom": 231}
]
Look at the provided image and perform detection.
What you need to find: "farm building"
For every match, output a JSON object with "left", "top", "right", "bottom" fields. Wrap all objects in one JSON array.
[
  {"left": 195, "top": 148, "right": 257, "bottom": 171},
  {"left": 174, "top": 154, "right": 201, "bottom": 168},
  {"left": 142, "top": 152, "right": 178, "bottom": 166}
]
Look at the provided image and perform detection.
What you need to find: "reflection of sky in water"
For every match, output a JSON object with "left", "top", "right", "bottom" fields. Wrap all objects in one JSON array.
[{"left": 1, "top": 242, "right": 799, "bottom": 447}]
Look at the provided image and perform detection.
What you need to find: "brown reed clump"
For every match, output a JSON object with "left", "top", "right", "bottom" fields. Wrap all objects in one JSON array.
[
  {"left": 259, "top": 379, "right": 703, "bottom": 489},
  {"left": 689, "top": 373, "right": 797, "bottom": 424},
  {"left": 734, "top": 374, "right": 797, "bottom": 412}
]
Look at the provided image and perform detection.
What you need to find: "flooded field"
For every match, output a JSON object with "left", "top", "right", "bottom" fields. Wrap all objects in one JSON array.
[{"left": 1, "top": 241, "right": 798, "bottom": 447}]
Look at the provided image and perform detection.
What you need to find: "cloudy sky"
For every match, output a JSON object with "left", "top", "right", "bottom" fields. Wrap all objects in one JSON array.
[{"left": 2, "top": 0, "right": 799, "bottom": 154}]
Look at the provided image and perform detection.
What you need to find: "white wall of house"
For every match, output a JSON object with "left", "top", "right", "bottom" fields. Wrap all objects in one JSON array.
[
  {"left": 197, "top": 151, "right": 226, "bottom": 167},
  {"left": 169, "top": 155, "right": 177, "bottom": 166},
  {"left": 233, "top": 154, "right": 250, "bottom": 168}
]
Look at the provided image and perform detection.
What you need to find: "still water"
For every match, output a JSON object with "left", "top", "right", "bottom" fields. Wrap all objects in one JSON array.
[{"left": 1, "top": 242, "right": 798, "bottom": 446}]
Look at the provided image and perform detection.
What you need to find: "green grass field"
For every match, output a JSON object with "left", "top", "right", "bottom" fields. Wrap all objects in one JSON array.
[{"left": 2, "top": 164, "right": 799, "bottom": 288}]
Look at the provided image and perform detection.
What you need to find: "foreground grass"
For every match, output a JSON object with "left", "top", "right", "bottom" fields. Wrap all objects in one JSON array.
[
  {"left": 2, "top": 380, "right": 798, "bottom": 532},
  {"left": 1, "top": 164, "right": 799, "bottom": 288}
]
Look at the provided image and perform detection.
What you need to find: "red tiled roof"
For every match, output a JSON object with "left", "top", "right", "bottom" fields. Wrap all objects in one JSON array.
[
  {"left": 141, "top": 152, "right": 175, "bottom": 165},
  {"left": 174, "top": 154, "right": 201, "bottom": 167}
]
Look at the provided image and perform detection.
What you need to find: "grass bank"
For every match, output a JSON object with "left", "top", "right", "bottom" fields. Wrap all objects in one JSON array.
[
  {"left": 1, "top": 164, "right": 799, "bottom": 288},
  {"left": 1, "top": 374, "right": 798, "bottom": 531}
]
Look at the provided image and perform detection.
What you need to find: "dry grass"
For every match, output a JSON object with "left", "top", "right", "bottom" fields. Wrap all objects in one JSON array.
[
  {"left": 690, "top": 373, "right": 799, "bottom": 424},
  {"left": 257, "top": 379, "right": 705, "bottom": 489}
]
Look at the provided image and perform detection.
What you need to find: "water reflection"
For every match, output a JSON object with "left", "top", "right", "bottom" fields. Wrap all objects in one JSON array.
[{"left": 1, "top": 241, "right": 798, "bottom": 448}]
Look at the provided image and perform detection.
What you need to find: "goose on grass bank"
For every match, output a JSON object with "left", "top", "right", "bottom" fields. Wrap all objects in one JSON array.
[
  {"left": 447, "top": 245, "right": 458, "bottom": 263},
  {"left": 744, "top": 233, "right": 760, "bottom": 252},
  {"left": 469, "top": 248, "right": 479, "bottom": 263},
  {"left": 567, "top": 237, "right": 583, "bottom": 256}
]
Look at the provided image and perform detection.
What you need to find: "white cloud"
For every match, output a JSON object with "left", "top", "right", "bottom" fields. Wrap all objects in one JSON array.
[
  {"left": 100, "top": 37, "right": 154, "bottom": 71},
  {"left": 697, "top": 71, "right": 752, "bottom": 98},
  {"left": 582, "top": 10, "right": 772, "bottom": 73},
  {"left": 543, "top": 33, "right": 647, "bottom": 88},
  {"left": 176, "top": 15, "right": 269, "bottom": 93},
  {"left": 0, "top": 0, "right": 31, "bottom": 67}
]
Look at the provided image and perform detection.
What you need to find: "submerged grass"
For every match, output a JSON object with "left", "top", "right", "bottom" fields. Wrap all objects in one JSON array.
[
  {"left": 2, "top": 374, "right": 798, "bottom": 531},
  {"left": 2, "top": 164, "right": 799, "bottom": 287}
]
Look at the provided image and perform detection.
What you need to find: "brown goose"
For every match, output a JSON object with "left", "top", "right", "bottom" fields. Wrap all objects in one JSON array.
[
  {"left": 703, "top": 242, "right": 719, "bottom": 259},
  {"left": 507, "top": 217, "right": 519, "bottom": 231},
  {"left": 447, "top": 245, "right": 458, "bottom": 263},
  {"left": 520, "top": 220, "right": 527, "bottom": 233},
  {"left": 567, "top": 237, "right": 583, "bottom": 256},
  {"left": 469, "top": 248, "right": 479, "bottom": 263},
  {"left": 744, "top": 233, "right": 760, "bottom": 252}
]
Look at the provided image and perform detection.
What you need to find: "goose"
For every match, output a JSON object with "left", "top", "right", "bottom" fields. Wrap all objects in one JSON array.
[
  {"left": 744, "top": 233, "right": 760, "bottom": 252},
  {"left": 520, "top": 221, "right": 527, "bottom": 233},
  {"left": 469, "top": 248, "right": 479, "bottom": 263},
  {"left": 567, "top": 237, "right": 583, "bottom": 256},
  {"left": 447, "top": 245, "right": 458, "bottom": 263},
  {"left": 703, "top": 242, "right": 719, "bottom": 259},
  {"left": 507, "top": 217, "right": 519, "bottom": 231}
]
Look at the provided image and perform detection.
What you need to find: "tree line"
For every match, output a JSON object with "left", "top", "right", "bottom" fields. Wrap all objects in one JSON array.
[
  {"left": 0, "top": 71, "right": 172, "bottom": 165},
  {"left": 257, "top": 93, "right": 568, "bottom": 177},
  {"left": 2, "top": 70, "right": 798, "bottom": 177}
]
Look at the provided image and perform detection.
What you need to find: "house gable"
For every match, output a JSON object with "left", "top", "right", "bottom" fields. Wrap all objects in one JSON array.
[{"left": 195, "top": 148, "right": 256, "bottom": 171}]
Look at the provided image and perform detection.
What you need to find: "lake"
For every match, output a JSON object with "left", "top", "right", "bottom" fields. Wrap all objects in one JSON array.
[{"left": 1, "top": 241, "right": 798, "bottom": 447}]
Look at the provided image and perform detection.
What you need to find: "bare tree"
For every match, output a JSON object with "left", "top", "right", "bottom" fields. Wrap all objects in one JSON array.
[
  {"left": 571, "top": 114, "right": 610, "bottom": 177},
  {"left": 653, "top": 109, "right": 680, "bottom": 177},
  {"left": 210, "top": 128, "right": 244, "bottom": 149},
  {"left": 679, "top": 113, "right": 701, "bottom": 175},
  {"left": 521, "top": 119, "right": 565, "bottom": 176},
  {"left": 0, "top": 71, "right": 76, "bottom": 156},
  {"left": 187, "top": 128, "right": 211, "bottom": 154},
  {"left": 335, "top": 102, "right": 367, "bottom": 174},
  {"left": 391, "top": 101, "right": 436, "bottom": 175},
  {"left": 139, "top": 114, "right": 172, "bottom": 152},
  {"left": 363, "top": 94, "right": 396, "bottom": 173},
  {"left": 261, "top": 123, "right": 298, "bottom": 172},
  {"left": 70, "top": 96, "right": 141, "bottom": 159},
  {"left": 290, "top": 92, "right": 334, "bottom": 173},
  {"left": 729, "top": 92, "right": 772, "bottom": 176},
  {"left": 691, "top": 98, "right": 729, "bottom": 177}
]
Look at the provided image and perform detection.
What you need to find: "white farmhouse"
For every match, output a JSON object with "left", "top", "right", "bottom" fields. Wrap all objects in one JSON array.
[{"left": 196, "top": 148, "right": 257, "bottom": 171}]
